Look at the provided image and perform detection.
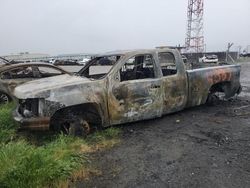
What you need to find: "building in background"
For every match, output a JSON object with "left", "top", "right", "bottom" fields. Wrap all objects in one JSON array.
[{"left": 2, "top": 52, "right": 50, "bottom": 62}]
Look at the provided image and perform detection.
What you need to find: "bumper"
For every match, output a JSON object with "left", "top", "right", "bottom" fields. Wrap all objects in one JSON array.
[{"left": 13, "top": 109, "right": 50, "bottom": 131}]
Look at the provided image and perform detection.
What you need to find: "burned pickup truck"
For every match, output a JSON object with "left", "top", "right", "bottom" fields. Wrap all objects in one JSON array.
[{"left": 13, "top": 49, "right": 241, "bottom": 135}]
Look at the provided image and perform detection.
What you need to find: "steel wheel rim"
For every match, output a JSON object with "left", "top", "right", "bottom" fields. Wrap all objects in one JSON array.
[
  {"left": 67, "top": 119, "right": 90, "bottom": 136},
  {"left": 80, "top": 120, "right": 90, "bottom": 135}
]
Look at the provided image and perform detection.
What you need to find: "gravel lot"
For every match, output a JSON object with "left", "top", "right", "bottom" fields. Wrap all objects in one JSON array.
[{"left": 75, "top": 62, "right": 250, "bottom": 188}]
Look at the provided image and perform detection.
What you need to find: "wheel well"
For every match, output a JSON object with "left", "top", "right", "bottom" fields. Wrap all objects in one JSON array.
[
  {"left": 50, "top": 103, "right": 103, "bottom": 131},
  {"left": 208, "top": 81, "right": 233, "bottom": 99},
  {"left": 209, "top": 81, "right": 231, "bottom": 93}
]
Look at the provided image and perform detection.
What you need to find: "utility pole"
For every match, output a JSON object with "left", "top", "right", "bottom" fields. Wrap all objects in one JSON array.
[
  {"left": 185, "top": 0, "right": 205, "bottom": 53},
  {"left": 237, "top": 46, "right": 242, "bottom": 59},
  {"left": 226, "top": 42, "right": 234, "bottom": 63}
]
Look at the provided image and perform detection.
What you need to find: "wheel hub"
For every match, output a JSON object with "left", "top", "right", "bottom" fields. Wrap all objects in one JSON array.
[
  {"left": 80, "top": 119, "right": 91, "bottom": 135},
  {"left": 67, "top": 118, "right": 91, "bottom": 136}
]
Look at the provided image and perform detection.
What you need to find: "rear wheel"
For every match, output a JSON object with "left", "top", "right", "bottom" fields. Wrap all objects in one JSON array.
[
  {"left": 206, "top": 92, "right": 219, "bottom": 105},
  {"left": 0, "top": 93, "right": 10, "bottom": 105}
]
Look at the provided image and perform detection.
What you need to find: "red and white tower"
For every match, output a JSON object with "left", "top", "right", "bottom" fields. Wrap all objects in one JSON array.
[{"left": 185, "top": 0, "right": 205, "bottom": 53}]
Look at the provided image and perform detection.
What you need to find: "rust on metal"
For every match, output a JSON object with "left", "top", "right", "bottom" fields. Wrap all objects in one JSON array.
[{"left": 19, "top": 117, "right": 50, "bottom": 131}]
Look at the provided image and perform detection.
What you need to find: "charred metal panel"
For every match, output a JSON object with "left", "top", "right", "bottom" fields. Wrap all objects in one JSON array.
[
  {"left": 159, "top": 50, "right": 189, "bottom": 114},
  {"left": 107, "top": 51, "right": 163, "bottom": 125},
  {"left": 108, "top": 78, "right": 163, "bottom": 125},
  {"left": 15, "top": 74, "right": 110, "bottom": 125},
  {"left": 161, "top": 74, "right": 188, "bottom": 114},
  {"left": 41, "top": 100, "right": 65, "bottom": 117},
  {"left": 187, "top": 65, "right": 241, "bottom": 107}
]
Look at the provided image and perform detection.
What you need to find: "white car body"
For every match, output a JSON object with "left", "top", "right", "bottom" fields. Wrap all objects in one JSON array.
[
  {"left": 199, "top": 55, "right": 218, "bottom": 63},
  {"left": 49, "top": 59, "right": 56, "bottom": 64},
  {"left": 78, "top": 58, "right": 91, "bottom": 66}
]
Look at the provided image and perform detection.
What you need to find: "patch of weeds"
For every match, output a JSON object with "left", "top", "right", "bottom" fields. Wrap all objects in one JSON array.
[
  {"left": 0, "top": 103, "right": 18, "bottom": 143},
  {"left": 0, "top": 136, "right": 87, "bottom": 188},
  {"left": 86, "top": 128, "right": 121, "bottom": 150},
  {"left": 0, "top": 104, "right": 121, "bottom": 188},
  {"left": 87, "top": 127, "right": 121, "bottom": 143}
]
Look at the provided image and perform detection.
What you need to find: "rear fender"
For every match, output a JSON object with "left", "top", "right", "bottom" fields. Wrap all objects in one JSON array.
[{"left": 209, "top": 81, "right": 237, "bottom": 99}]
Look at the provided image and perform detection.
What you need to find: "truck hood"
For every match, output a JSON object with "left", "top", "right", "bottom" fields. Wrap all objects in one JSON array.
[{"left": 14, "top": 74, "right": 90, "bottom": 99}]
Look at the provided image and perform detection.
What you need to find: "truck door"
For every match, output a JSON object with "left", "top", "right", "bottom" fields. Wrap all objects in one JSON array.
[
  {"left": 158, "top": 51, "right": 188, "bottom": 114},
  {"left": 108, "top": 53, "right": 163, "bottom": 125}
]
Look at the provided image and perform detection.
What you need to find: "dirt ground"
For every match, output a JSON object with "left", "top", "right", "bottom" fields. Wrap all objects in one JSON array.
[{"left": 76, "top": 62, "right": 250, "bottom": 188}]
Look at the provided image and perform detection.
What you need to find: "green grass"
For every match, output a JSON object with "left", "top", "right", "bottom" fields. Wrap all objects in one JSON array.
[
  {"left": 0, "top": 103, "right": 17, "bottom": 143},
  {"left": 0, "top": 137, "right": 87, "bottom": 188},
  {"left": 0, "top": 104, "right": 121, "bottom": 188}
]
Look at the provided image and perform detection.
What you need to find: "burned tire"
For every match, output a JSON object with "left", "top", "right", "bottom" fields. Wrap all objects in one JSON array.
[
  {"left": 51, "top": 106, "right": 102, "bottom": 136},
  {"left": 61, "top": 117, "right": 91, "bottom": 137},
  {"left": 206, "top": 93, "right": 219, "bottom": 106},
  {"left": 0, "top": 93, "right": 10, "bottom": 105}
]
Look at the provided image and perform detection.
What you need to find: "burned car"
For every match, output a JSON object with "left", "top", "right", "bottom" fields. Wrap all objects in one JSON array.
[
  {"left": 0, "top": 57, "right": 10, "bottom": 68},
  {"left": 13, "top": 49, "right": 241, "bottom": 135},
  {"left": 0, "top": 63, "right": 70, "bottom": 104}
]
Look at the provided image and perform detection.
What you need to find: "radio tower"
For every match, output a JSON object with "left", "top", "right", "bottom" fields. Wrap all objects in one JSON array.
[{"left": 185, "top": 0, "right": 204, "bottom": 53}]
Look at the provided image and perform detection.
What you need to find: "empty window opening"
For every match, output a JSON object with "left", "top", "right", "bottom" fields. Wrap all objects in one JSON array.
[
  {"left": 159, "top": 52, "right": 177, "bottom": 76},
  {"left": 120, "top": 54, "right": 155, "bottom": 81}
]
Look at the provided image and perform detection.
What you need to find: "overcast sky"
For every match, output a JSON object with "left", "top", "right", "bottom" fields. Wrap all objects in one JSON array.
[{"left": 0, "top": 0, "right": 249, "bottom": 55}]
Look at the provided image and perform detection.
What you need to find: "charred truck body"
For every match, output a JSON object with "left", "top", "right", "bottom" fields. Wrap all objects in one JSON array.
[{"left": 13, "top": 49, "right": 242, "bottom": 135}]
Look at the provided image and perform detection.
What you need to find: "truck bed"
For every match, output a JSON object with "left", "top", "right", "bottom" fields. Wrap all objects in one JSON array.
[{"left": 186, "top": 65, "right": 241, "bottom": 107}]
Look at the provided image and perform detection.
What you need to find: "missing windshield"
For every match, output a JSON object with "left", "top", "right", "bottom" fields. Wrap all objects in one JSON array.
[{"left": 79, "top": 55, "right": 121, "bottom": 79}]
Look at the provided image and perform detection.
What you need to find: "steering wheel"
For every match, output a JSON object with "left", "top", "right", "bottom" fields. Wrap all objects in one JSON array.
[{"left": 123, "top": 70, "right": 135, "bottom": 81}]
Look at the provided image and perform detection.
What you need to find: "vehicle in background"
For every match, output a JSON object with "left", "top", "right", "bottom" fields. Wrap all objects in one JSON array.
[
  {"left": 8, "top": 60, "right": 26, "bottom": 64},
  {"left": 199, "top": 55, "right": 219, "bottom": 63},
  {"left": 241, "top": 46, "right": 250, "bottom": 57},
  {"left": 0, "top": 63, "right": 70, "bottom": 104},
  {"left": 53, "top": 59, "right": 79, "bottom": 66},
  {"left": 0, "top": 57, "right": 10, "bottom": 67},
  {"left": 13, "top": 49, "right": 241, "bottom": 135},
  {"left": 48, "top": 58, "right": 56, "bottom": 64},
  {"left": 77, "top": 57, "right": 91, "bottom": 66}
]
